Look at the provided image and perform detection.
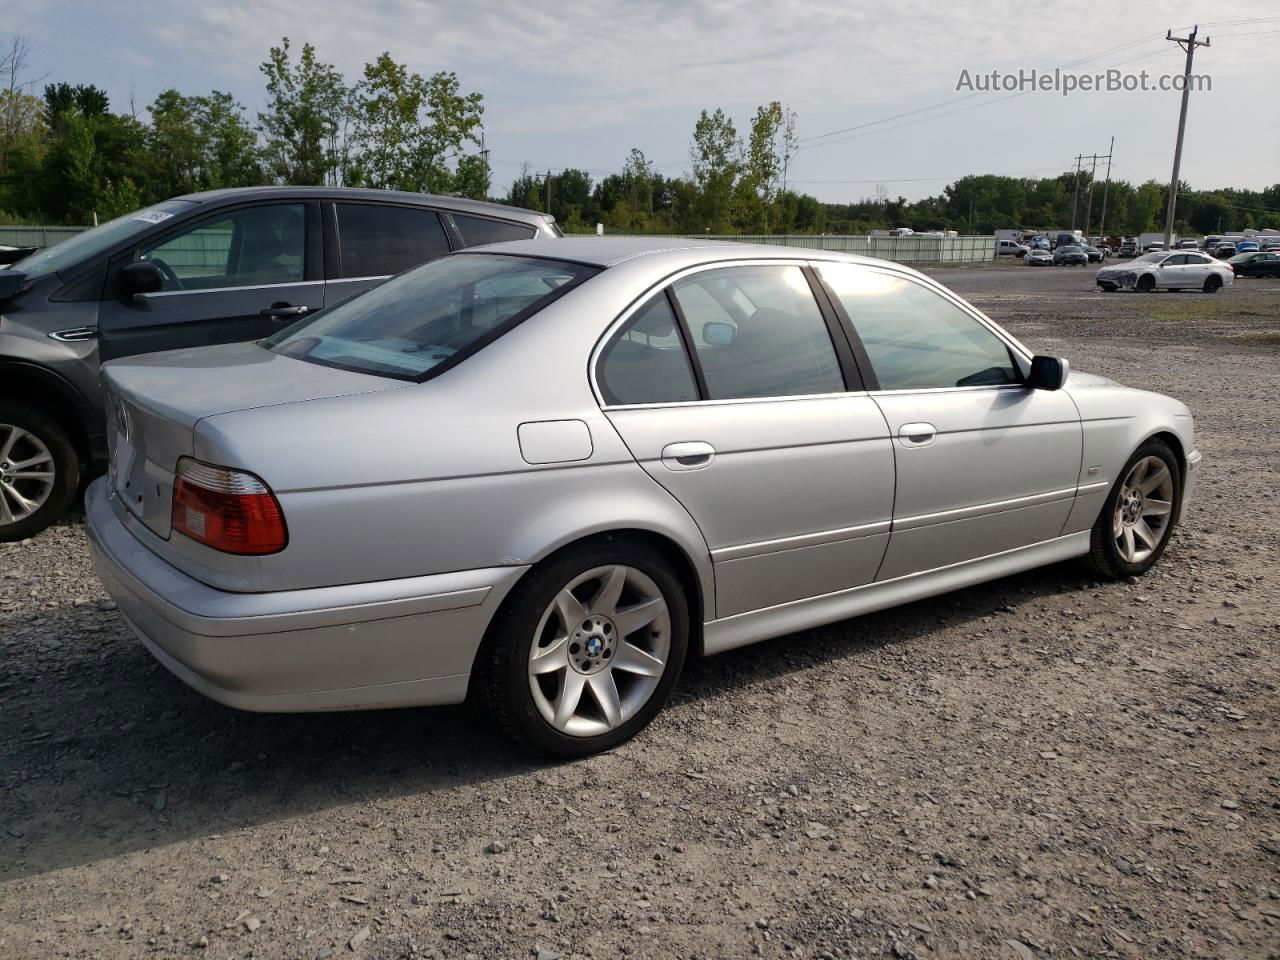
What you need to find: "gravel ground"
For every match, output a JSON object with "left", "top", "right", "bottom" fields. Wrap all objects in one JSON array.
[{"left": 2, "top": 264, "right": 1277, "bottom": 960}]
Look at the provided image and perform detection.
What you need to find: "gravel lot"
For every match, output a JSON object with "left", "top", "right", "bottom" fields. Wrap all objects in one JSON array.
[{"left": 2, "top": 263, "right": 1278, "bottom": 960}]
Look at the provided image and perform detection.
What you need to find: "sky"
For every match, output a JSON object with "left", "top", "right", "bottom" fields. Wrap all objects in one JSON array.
[{"left": 12, "top": 0, "right": 1280, "bottom": 203}]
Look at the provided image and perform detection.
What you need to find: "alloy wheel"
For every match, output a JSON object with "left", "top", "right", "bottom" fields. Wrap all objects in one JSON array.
[
  {"left": 528, "top": 564, "right": 671, "bottom": 738},
  {"left": 0, "top": 423, "right": 56, "bottom": 527},
  {"left": 1112, "top": 456, "right": 1175, "bottom": 564}
]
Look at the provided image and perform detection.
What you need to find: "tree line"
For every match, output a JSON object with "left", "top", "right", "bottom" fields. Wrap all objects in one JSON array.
[
  {"left": 1, "top": 33, "right": 1276, "bottom": 237},
  {"left": 0, "top": 36, "right": 487, "bottom": 224}
]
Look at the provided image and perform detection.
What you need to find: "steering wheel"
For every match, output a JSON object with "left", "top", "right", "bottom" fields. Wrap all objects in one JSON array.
[{"left": 147, "top": 257, "right": 184, "bottom": 290}]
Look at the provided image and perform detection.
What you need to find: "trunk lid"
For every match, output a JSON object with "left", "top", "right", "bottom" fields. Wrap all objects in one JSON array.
[{"left": 103, "top": 341, "right": 405, "bottom": 538}]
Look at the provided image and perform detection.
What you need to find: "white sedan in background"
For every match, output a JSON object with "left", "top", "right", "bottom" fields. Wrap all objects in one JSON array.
[{"left": 1095, "top": 251, "right": 1234, "bottom": 293}]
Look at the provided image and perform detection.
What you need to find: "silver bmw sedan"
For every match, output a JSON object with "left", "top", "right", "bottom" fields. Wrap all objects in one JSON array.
[{"left": 87, "top": 238, "right": 1201, "bottom": 756}]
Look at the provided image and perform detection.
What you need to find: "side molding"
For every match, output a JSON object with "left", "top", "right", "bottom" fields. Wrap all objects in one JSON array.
[{"left": 702, "top": 531, "right": 1090, "bottom": 655}]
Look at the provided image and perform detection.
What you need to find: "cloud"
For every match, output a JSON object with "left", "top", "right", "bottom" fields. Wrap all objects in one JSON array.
[{"left": 24, "top": 0, "right": 1280, "bottom": 196}]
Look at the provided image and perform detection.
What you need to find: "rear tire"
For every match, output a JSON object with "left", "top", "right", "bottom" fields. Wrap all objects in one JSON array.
[
  {"left": 1086, "top": 440, "right": 1181, "bottom": 579},
  {"left": 0, "top": 403, "right": 80, "bottom": 543},
  {"left": 475, "top": 538, "right": 689, "bottom": 758},
  {"left": 1203, "top": 274, "right": 1222, "bottom": 293}
]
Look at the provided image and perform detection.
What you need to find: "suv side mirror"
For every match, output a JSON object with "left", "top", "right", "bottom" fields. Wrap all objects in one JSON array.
[
  {"left": 119, "top": 260, "right": 163, "bottom": 298},
  {"left": 1027, "top": 355, "right": 1070, "bottom": 391}
]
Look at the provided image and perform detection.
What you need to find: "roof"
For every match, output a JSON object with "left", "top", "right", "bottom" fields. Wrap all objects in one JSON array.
[
  {"left": 174, "top": 186, "right": 552, "bottom": 224},
  {"left": 463, "top": 235, "right": 824, "bottom": 268}
]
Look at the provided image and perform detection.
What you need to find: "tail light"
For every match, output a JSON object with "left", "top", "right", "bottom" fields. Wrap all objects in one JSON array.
[{"left": 171, "top": 458, "right": 287, "bottom": 555}]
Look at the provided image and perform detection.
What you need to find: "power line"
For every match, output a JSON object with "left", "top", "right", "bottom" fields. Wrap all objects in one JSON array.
[
  {"left": 788, "top": 162, "right": 1078, "bottom": 185},
  {"left": 797, "top": 30, "right": 1169, "bottom": 147}
]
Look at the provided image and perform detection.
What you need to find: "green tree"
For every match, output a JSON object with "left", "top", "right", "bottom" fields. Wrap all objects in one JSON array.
[
  {"left": 258, "top": 38, "right": 348, "bottom": 185},
  {"left": 149, "top": 90, "right": 263, "bottom": 196},
  {"left": 348, "top": 53, "right": 484, "bottom": 194},
  {"left": 690, "top": 108, "right": 738, "bottom": 232}
]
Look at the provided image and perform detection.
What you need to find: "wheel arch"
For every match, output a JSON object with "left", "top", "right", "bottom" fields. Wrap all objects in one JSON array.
[
  {"left": 0, "top": 359, "right": 94, "bottom": 463},
  {"left": 1145, "top": 429, "right": 1187, "bottom": 483},
  {"left": 473, "top": 522, "right": 712, "bottom": 689}
]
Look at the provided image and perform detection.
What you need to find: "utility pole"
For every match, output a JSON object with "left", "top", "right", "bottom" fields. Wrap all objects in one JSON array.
[
  {"left": 1082, "top": 140, "right": 1115, "bottom": 239},
  {"left": 1162, "top": 25, "right": 1210, "bottom": 248},
  {"left": 1098, "top": 136, "right": 1115, "bottom": 239},
  {"left": 479, "top": 131, "right": 490, "bottom": 194},
  {"left": 1070, "top": 154, "right": 1083, "bottom": 230},
  {"left": 545, "top": 168, "right": 552, "bottom": 215},
  {"left": 1083, "top": 152, "right": 1100, "bottom": 238}
]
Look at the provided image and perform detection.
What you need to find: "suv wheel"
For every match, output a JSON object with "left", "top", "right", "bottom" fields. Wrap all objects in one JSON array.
[
  {"left": 477, "top": 540, "right": 689, "bottom": 757},
  {"left": 0, "top": 403, "right": 80, "bottom": 542}
]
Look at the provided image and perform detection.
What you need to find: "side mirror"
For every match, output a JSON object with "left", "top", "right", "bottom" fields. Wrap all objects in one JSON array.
[
  {"left": 702, "top": 321, "right": 736, "bottom": 347},
  {"left": 1027, "top": 355, "right": 1070, "bottom": 391},
  {"left": 119, "top": 260, "right": 163, "bottom": 298}
]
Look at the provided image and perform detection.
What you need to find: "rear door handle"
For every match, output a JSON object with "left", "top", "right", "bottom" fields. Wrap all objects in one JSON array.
[
  {"left": 661, "top": 441, "right": 716, "bottom": 471},
  {"left": 898, "top": 422, "right": 937, "bottom": 447},
  {"left": 260, "top": 302, "right": 310, "bottom": 320}
]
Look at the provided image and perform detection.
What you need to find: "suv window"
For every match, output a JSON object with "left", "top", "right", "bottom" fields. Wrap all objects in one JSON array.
[
  {"left": 335, "top": 203, "right": 450, "bottom": 278},
  {"left": 818, "top": 264, "right": 1019, "bottom": 391},
  {"left": 266, "top": 254, "right": 596, "bottom": 381},
  {"left": 139, "top": 203, "right": 305, "bottom": 291},
  {"left": 597, "top": 294, "right": 699, "bottom": 405},
  {"left": 452, "top": 213, "right": 537, "bottom": 246},
  {"left": 671, "top": 265, "right": 845, "bottom": 400}
]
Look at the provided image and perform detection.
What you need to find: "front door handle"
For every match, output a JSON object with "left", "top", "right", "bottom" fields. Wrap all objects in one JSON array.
[
  {"left": 898, "top": 422, "right": 937, "bottom": 447},
  {"left": 661, "top": 441, "right": 716, "bottom": 471},
  {"left": 260, "top": 302, "right": 310, "bottom": 320}
]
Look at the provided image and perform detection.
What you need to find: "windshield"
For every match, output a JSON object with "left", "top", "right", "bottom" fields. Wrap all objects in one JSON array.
[
  {"left": 1133, "top": 253, "right": 1165, "bottom": 263},
  {"left": 9, "top": 200, "right": 197, "bottom": 279},
  {"left": 266, "top": 254, "right": 598, "bottom": 381}
]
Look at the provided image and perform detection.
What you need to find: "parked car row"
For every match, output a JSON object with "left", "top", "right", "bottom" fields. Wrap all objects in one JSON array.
[{"left": 0, "top": 186, "right": 1211, "bottom": 754}]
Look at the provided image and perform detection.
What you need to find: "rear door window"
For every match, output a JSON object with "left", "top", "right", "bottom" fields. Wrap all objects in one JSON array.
[
  {"left": 452, "top": 213, "right": 537, "bottom": 246},
  {"left": 335, "top": 203, "right": 451, "bottom": 278},
  {"left": 671, "top": 265, "right": 846, "bottom": 400}
]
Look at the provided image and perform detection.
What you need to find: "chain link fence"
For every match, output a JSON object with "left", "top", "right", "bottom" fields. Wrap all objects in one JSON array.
[
  {"left": 578, "top": 234, "right": 997, "bottom": 263},
  {"left": 0, "top": 225, "right": 86, "bottom": 249}
]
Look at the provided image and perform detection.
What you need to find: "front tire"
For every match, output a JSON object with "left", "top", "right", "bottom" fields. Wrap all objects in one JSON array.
[
  {"left": 476, "top": 539, "right": 689, "bottom": 757},
  {"left": 0, "top": 404, "right": 80, "bottom": 543},
  {"left": 1136, "top": 274, "right": 1155, "bottom": 292},
  {"left": 1086, "top": 440, "right": 1181, "bottom": 579}
]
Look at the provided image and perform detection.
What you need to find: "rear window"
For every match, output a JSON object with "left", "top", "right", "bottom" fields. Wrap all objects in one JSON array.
[
  {"left": 265, "top": 254, "right": 597, "bottom": 381},
  {"left": 452, "top": 213, "right": 537, "bottom": 246}
]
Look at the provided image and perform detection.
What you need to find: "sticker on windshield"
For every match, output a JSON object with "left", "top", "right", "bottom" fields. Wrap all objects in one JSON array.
[{"left": 132, "top": 210, "right": 174, "bottom": 225}]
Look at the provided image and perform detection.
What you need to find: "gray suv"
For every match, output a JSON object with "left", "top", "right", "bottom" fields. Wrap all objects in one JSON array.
[{"left": 0, "top": 187, "right": 559, "bottom": 540}]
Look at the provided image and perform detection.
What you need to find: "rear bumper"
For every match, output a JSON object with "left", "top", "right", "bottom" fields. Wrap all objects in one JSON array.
[{"left": 85, "top": 478, "right": 528, "bottom": 712}]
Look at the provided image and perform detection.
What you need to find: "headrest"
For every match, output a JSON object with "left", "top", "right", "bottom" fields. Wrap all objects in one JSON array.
[{"left": 630, "top": 301, "right": 676, "bottom": 337}]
